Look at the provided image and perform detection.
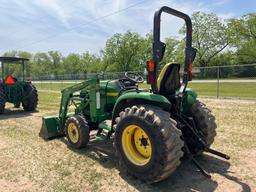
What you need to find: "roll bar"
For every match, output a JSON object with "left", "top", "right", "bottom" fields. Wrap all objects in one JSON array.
[
  {"left": 151, "top": 6, "right": 196, "bottom": 94},
  {"left": 0, "top": 57, "right": 28, "bottom": 81}
]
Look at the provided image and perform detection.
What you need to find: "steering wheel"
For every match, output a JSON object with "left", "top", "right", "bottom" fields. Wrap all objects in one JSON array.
[{"left": 124, "top": 72, "right": 144, "bottom": 84}]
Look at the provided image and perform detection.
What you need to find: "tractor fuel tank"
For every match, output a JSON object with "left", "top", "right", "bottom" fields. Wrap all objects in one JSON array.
[{"left": 98, "top": 80, "right": 120, "bottom": 112}]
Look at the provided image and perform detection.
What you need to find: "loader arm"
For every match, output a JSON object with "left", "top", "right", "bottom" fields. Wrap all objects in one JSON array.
[
  {"left": 39, "top": 78, "right": 99, "bottom": 140},
  {"left": 58, "top": 78, "right": 98, "bottom": 130}
]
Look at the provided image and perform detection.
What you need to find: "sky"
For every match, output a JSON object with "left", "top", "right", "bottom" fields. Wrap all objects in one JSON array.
[{"left": 0, "top": 0, "right": 255, "bottom": 55}]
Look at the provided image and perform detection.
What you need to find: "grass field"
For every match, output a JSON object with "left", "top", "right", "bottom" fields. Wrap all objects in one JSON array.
[
  {"left": 140, "top": 82, "right": 256, "bottom": 98},
  {"left": 0, "top": 91, "right": 255, "bottom": 191},
  {"left": 33, "top": 81, "right": 256, "bottom": 98}
]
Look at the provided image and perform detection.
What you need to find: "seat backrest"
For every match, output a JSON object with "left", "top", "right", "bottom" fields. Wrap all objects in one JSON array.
[
  {"left": 157, "top": 63, "right": 181, "bottom": 96},
  {"left": 4, "top": 75, "right": 16, "bottom": 85}
]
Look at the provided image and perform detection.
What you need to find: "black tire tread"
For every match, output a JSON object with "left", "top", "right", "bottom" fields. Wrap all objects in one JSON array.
[
  {"left": 0, "top": 83, "right": 6, "bottom": 114},
  {"left": 188, "top": 100, "right": 217, "bottom": 154},
  {"left": 22, "top": 83, "right": 38, "bottom": 111},
  {"left": 115, "top": 105, "right": 184, "bottom": 183},
  {"left": 65, "top": 115, "right": 90, "bottom": 149}
]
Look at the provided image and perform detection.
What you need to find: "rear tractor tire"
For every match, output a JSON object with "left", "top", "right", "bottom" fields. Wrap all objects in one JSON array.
[
  {"left": 114, "top": 105, "right": 184, "bottom": 183},
  {"left": 22, "top": 84, "right": 38, "bottom": 111},
  {"left": 65, "top": 115, "right": 90, "bottom": 149},
  {"left": 0, "top": 83, "right": 6, "bottom": 114},
  {"left": 187, "top": 100, "right": 217, "bottom": 154}
]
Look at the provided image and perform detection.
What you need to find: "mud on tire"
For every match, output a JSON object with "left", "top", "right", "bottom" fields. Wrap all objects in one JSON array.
[{"left": 114, "top": 105, "right": 184, "bottom": 183}]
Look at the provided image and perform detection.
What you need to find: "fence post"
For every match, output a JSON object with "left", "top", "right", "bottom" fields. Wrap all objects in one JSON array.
[
  {"left": 50, "top": 78, "right": 53, "bottom": 91},
  {"left": 40, "top": 76, "right": 42, "bottom": 90},
  {"left": 217, "top": 66, "right": 220, "bottom": 98}
]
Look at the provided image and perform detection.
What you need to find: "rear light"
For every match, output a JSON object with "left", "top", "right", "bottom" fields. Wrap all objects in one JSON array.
[
  {"left": 188, "top": 63, "right": 193, "bottom": 81},
  {"left": 147, "top": 58, "right": 155, "bottom": 72},
  {"left": 146, "top": 59, "right": 155, "bottom": 84}
]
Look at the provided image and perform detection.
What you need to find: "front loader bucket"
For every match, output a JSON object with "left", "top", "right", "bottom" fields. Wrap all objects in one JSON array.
[{"left": 39, "top": 116, "right": 64, "bottom": 140}]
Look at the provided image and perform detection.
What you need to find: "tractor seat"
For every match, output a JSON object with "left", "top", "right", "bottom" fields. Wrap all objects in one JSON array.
[
  {"left": 4, "top": 75, "right": 16, "bottom": 85},
  {"left": 157, "top": 63, "right": 181, "bottom": 96}
]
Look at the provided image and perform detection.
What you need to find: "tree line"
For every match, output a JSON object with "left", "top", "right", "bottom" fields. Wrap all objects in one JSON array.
[{"left": 2, "top": 11, "right": 256, "bottom": 78}]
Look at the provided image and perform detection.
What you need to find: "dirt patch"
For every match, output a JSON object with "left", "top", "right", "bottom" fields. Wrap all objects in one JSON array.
[
  {"left": 0, "top": 178, "right": 38, "bottom": 192},
  {"left": 0, "top": 140, "right": 7, "bottom": 150},
  {"left": 0, "top": 98, "right": 255, "bottom": 191}
]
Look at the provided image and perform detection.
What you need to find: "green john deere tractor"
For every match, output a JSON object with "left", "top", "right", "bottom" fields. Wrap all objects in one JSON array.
[
  {"left": 0, "top": 57, "right": 38, "bottom": 114},
  {"left": 40, "top": 6, "right": 229, "bottom": 183}
]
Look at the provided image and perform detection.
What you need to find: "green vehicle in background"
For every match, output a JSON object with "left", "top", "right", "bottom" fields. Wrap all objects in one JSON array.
[
  {"left": 40, "top": 6, "right": 229, "bottom": 183},
  {"left": 0, "top": 57, "right": 38, "bottom": 114}
]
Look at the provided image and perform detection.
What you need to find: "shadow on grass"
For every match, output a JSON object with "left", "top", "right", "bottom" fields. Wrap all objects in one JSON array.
[
  {"left": 59, "top": 138, "right": 251, "bottom": 192},
  {"left": 0, "top": 107, "right": 39, "bottom": 120}
]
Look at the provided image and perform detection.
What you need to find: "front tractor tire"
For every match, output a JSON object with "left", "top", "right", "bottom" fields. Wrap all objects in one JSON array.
[
  {"left": 0, "top": 83, "right": 6, "bottom": 114},
  {"left": 115, "top": 105, "right": 184, "bottom": 183},
  {"left": 65, "top": 115, "right": 90, "bottom": 149},
  {"left": 22, "top": 84, "right": 38, "bottom": 111},
  {"left": 187, "top": 100, "right": 217, "bottom": 154}
]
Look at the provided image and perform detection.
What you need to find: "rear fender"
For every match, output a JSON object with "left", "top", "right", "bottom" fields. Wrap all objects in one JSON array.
[
  {"left": 182, "top": 88, "right": 198, "bottom": 113},
  {"left": 112, "top": 91, "right": 171, "bottom": 126}
]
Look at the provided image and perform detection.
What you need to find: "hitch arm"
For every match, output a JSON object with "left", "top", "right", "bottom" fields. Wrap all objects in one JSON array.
[
  {"left": 183, "top": 143, "right": 211, "bottom": 178},
  {"left": 205, "top": 148, "right": 230, "bottom": 160},
  {"left": 180, "top": 114, "right": 230, "bottom": 160}
]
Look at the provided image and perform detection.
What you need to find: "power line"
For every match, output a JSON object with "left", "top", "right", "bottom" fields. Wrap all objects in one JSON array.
[
  {"left": 3, "top": 0, "right": 147, "bottom": 52},
  {"left": 7, "top": 0, "right": 78, "bottom": 37}
]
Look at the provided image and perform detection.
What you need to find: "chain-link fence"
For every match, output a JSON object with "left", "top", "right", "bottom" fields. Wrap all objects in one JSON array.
[
  {"left": 30, "top": 64, "right": 256, "bottom": 99},
  {"left": 192, "top": 64, "right": 256, "bottom": 98}
]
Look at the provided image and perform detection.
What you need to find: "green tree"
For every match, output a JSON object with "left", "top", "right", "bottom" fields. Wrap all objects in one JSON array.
[
  {"left": 18, "top": 51, "right": 33, "bottom": 77},
  {"left": 181, "top": 12, "right": 229, "bottom": 68},
  {"left": 32, "top": 52, "right": 51, "bottom": 76},
  {"left": 102, "top": 31, "right": 145, "bottom": 72},
  {"left": 228, "top": 13, "right": 256, "bottom": 63},
  {"left": 63, "top": 53, "right": 82, "bottom": 74},
  {"left": 139, "top": 32, "right": 153, "bottom": 64},
  {"left": 81, "top": 52, "right": 102, "bottom": 73},
  {"left": 48, "top": 51, "right": 63, "bottom": 76},
  {"left": 162, "top": 37, "right": 182, "bottom": 66}
]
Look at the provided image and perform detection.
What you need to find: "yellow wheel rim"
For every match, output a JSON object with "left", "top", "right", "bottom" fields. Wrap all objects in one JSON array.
[
  {"left": 67, "top": 122, "right": 79, "bottom": 143},
  {"left": 121, "top": 125, "right": 152, "bottom": 166}
]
